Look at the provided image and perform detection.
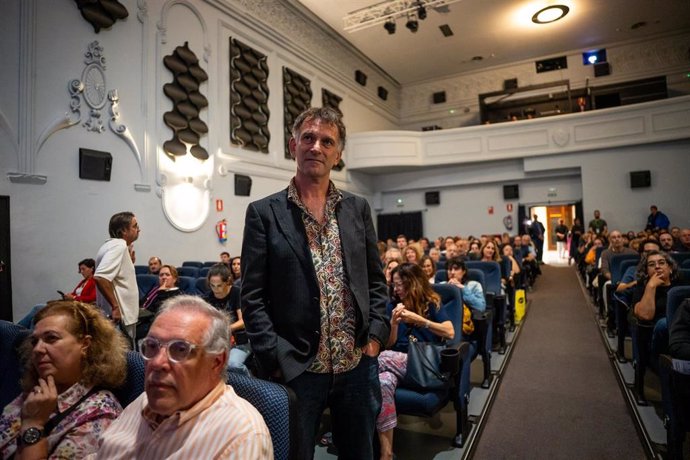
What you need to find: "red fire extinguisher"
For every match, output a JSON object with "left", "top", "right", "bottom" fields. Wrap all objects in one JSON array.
[{"left": 216, "top": 219, "right": 227, "bottom": 243}]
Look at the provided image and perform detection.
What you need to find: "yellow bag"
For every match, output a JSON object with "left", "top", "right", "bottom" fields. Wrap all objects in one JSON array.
[
  {"left": 462, "top": 304, "right": 474, "bottom": 335},
  {"left": 514, "top": 289, "right": 526, "bottom": 323}
]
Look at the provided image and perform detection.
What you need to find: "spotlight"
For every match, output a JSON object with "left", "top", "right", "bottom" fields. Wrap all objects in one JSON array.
[
  {"left": 417, "top": 3, "right": 427, "bottom": 20},
  {"left": 384, "top": 19, "right": 396, "bottom": 34},
  {"left": 406, "top": 15, "right": 419, "bottom": 33}
]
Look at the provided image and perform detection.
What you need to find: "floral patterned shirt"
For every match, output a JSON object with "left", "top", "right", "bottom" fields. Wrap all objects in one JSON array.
[
  {"left": 0, "top": 382, "right": 122, "bottom": 459},
  {"left": 288, "top": 178, "right": 362, "bottom": 374}
]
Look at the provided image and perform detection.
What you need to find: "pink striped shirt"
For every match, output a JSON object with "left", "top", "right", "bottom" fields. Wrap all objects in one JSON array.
[{"left": 93, "top": 382, "right": 272, "bottom": 459}]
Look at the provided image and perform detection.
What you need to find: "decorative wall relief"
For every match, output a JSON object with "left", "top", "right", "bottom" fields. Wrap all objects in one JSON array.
[
  {"left": 74, "top": 0, "right": 129, "bottom": 33},
  {"left": 162, "top": 42, "right": 209, "bottom": 161},
  {"left": 229, "top": 38, "right": 270, "bottom": 153},
  {"left": 321, "top": 88, "right": 345, "bottom": 171},
  {"left": 282, "top": 67, "right": 312, "bottom": 159}
]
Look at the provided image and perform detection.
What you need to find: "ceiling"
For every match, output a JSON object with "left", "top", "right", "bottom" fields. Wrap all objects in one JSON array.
[{"left": 295, "top": 0, "right": 690, "bottom": 85}]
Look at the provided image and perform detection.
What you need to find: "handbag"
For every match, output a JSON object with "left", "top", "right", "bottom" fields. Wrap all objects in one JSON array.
[{"left": 402, "top": 336, "right": 449, "bottom": 391}]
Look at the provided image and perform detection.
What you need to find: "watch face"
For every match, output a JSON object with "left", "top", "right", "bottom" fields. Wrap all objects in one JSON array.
[
  {"left": 82, "top": 64, "right": 106, "bottom": 109},
  {"left": 22, "top": 427, "right": 42, "bottom": 445}
]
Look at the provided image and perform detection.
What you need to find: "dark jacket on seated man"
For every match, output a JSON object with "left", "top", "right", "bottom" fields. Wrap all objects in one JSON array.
[{"left": 670, "top": 299, "right": 690, "bottom": 360}]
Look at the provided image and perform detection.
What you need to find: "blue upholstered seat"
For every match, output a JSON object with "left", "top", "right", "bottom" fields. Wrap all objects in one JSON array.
[
  {"left": 176, "top": 266, "right": 200, "bottom": 278},
  {"left": 134, "top": 265, "right": 149, "bottom": 275},
  {"left": 113, "top": 351, "right": 146, "bottom": 408},
  {"left": 0, "top": 321, "right": 30, "bottom": 408},
  {"left": 181, "top": 261, "right": 203, "bottom": 268},
  {"left": 136, "top": 274, "right": 159, "bottom": 301},
  {"left": 226, "top": 372, "right": 296, "bottom": 460},
  {"left": 195, "top": 277, "right": 210, "bottom": 295},
  {"left": 177, "top": 276, "right": 198, "bottom": 295}
]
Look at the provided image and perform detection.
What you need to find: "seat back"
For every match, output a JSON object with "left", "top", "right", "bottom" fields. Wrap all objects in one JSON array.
[
  {"left": 0, "top": 321, "right": 30, "bottom": 408},
  {"left": 176, "top": 266, "right": 200, "bottom": 278},
  {"left": 113, "top": 351, "right": 146, "bottom": 408},
  {"left": 435, "top": 269, "right": 448, "bottom": 283},
  {"left": 671, "top": 252, "right": 690, "bottom": 266},
  {"left": 667, "top": 286, "right": 690, "bottom": 324},
  {"left": 195, "top": 277, "right": 210, "bottom": 295},
  {"left": 430, "top": 283, "right": 463, "bottom": 346},
  {"left": 177, "top": 276, "right": 198, "bottom": 295},
  {"left": 678, "top": 269, "right": 690, "bottom": 284},
  {"left": 466, "top": 268, "right": 486, "bottom": 292},
  {"left": 203, "top": 261, "right": 218, "bottom": 267},
  {"left": 134, "top": 265, "right": 149, "bottom": 275},
  {"left": 199, "top": 267, "right": 211, "bottom": 278},
  {"left": 465, "top": 261, "right": 501, "bottom": 295},
  {"left": 619, "top": 259, "right": 639, "bottom": 281},
  {"left": 181, "top": 261, "right": 203, "bottom": 268},
  {"left": 136, "top": 274, "right": 159, "bottom": 300},
  {"left": 681, "top": 259, "right": 690, "bottom": 269},
  {"left": 226, "top": 372, "right": 296, "bottom": 460},
  {"left": 610, "top": 254, "right": 640, "bottom": 285}
]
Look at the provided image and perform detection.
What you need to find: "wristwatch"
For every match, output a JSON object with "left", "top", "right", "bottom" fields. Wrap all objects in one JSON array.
[{"left": 21, "top": 427, "right": 43, "bottom": 445}]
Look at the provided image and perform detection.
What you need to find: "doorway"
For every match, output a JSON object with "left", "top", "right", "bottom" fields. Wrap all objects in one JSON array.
[
  {"left": 529, "top": 203, "right": 577, "bottom": 263},
  {"left": 0, "top": 196, "right": 12, "bottom": 321}
]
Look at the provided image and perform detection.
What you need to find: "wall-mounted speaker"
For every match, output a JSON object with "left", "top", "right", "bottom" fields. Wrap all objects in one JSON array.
[
  {"left": 503, "top": 184, "right": 519, "bottom": 200},
  {"left": 377, "top": 86, "right": 388, "bottom": 101},
  {"left": 234, "top": 174, "right": 252, "bottom": 196},
  {"left": 594, "top": 62, "right": 610, "bottom": 77},
  {"left": 425, "top": 191, "right": 440, "bottom": 205},
  {"left": 79, "top": 148, "right": 112, "bottom": 181},
  {"left": 630, "top": 170, "right": 651, "bottom": 188},
  {"left": 355, "top": 70, "right": 367, "bottom": 86},
  {"left": 432, "top": 91, "right": 446, "bottom": 104}
]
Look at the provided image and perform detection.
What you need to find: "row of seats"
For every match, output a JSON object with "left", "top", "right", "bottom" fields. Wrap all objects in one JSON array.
[
  {"left": 136, "top": 274, "right": 214, "bottom": 299},
  {"left": 134, "top": 265, "right": 217, "bottom": 278}
]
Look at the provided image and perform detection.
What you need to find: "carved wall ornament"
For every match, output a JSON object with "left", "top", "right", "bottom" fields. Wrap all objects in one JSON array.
[
  {"left": 162, "top": 42, "right": 209, "bottom": 162},
  {"left": 283, "top": 67, "right": 312, "bottom": 159},
  {"left": 74, "top": 0, "right": 129, "bottom": 33},
  {"left": 70, "top": 41, "right": 108, "bottom": 133},
  {"left": 229, "top": 38, "right": 270, "bottom": 153}
]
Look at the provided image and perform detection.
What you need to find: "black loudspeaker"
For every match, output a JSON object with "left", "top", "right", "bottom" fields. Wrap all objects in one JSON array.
[
  {"left": 630, "top": 170, "right": 651, "bottom": 188},
  {"left": 425, "top": 191, "right": 440, "bottom": 205},
  {"left": 234, "top": 174, "right": 252, "bottom": 196},
  {"left": 79, "top": 148, "right": 112, "bottom": 181},
  {"left": 594, "top": 62, "right": 610, "bottom": 77},
  {"left": 377, "top": 86, "right": 388, "bottom": 101},
  {"left": 503, "top": 184, "right": 519, "bottom": 200},
  {"left": 355, "top": 70, "right": 367, "bottom": 86},
  {"left": 432, "top": 91, "right": 446, "bottom": 104},
  {"left": 504, "top": 78, "right": 518, "bottom": 90}
]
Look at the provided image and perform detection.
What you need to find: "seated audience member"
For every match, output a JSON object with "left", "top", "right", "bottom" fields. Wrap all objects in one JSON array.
[
  {"left": 384, "top": 260, "right": 401, "bottom": 300},
  {"left": 377, "top": 241, "right": 388, "bottom": 265},
  {"left": 480, "top": 241, "right": 502, "bottom": 264},
  {"left": 94, "top": 296, "right": 272, "bottom": 459},
  {"left": 384, "top": 248, "right": 404, "bottom": 265},
  {"left": 455, "top": 239, "right": 470, "bottom": 258},
  {"left": 18, "top": 258, "right": 98, "bottom": 329},
  {"left": 428, "top": 247, "right": 442, "bottom": 265},
  {"left": 230, "top": 256, "right": 242, "bottom": 282},
  {"left": 396, "top": 234, "right": 408, "bottom": 250},
  {"left": 0, "top": 301, "right": 127, "bottom": 459},
  {"left": 502, "top": 244, "right": 522, "bottom": 289},
  {"left": 671, "top": 226, "right": 681, "bottom": 242},
  {"left": 600, "top": 231, "right": 638, "bottom": 281},
  {"left": 632, "top": 250, "right": 682, "bottom": 404},
  {"left": 377, "top": 263, "right": 454, "bottom": 460},
  {"left": 659, "top": 231, "right": 675, "bottom": 252},
  {"left": 220, "top": 251, "right": 231, "bottom": 268},
  {"left": 404, "top": 243, "right": 423, "bottom": 264},
  {"left": 419, "top": 255, "right": 436, "bottom": 284},
  {"left": 672, "top": 228, "right": 690, "bottom": 252},
  {"left": 645, "top": 205, "right": 670, "bottom": 232},
  {"left": 615, "top": 239, "right": 661, "bottom": 305},
  {"left": 670, "top": 299, "right": 690, "bottom": 360},
  {"left": 419, "top": 237, "right": 430, "bottom": 254},
  {"left": 519, "top": 234, "right": 541, "bottom": 286},
  {"left": 447, "top": 257, "right": 486, "bottom": 312},
  {"left": 202, "top": 264, "right": 250, "bottom": 374},
  {"left": 147, "top": 256, "right": 162, "bottom": 275},
  {"left": 467, "top": 240, "right": 481, "bottom": 260},
  {"left": 137, "top": 265, "right": 183, "bottom": 339}
]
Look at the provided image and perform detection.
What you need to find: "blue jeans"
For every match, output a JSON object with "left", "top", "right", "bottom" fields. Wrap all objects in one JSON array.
[
  {"left": 227, "top": 344, "right": 251, "bottom": 375},
  {"left": 287, "top": 354, "right": 381, "bottom": 460}
]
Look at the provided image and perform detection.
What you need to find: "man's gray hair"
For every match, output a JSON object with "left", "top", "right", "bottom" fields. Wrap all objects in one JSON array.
[
  {"left": 291, "top": 106, "right": 346, "bottom": 152},
  {"left": 157, "top": 295, "right": 231, "bottom": 356}
]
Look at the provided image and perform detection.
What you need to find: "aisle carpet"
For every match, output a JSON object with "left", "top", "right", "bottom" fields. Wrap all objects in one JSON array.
[{"left": 472, "top": 265, "right": 645, "bottom": 459}]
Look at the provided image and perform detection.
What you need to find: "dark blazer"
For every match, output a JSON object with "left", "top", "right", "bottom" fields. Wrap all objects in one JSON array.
[{"left": 241, "top": 187, "right": 390, "bottom": 382}]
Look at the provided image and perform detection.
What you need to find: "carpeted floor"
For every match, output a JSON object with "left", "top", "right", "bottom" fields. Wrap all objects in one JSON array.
[{"left": 472, "top": 264, "right": 646, "bottom": 459}]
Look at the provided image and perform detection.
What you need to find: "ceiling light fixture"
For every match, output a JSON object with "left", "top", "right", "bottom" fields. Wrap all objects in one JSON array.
[
  {"left": 406, "top": 14, "right": 419, "bottom": 33},
  {"left": 384, "top": 19, "right": 396, "bottom": 34},
  {"left": 531, "top": 5, "right": 569, "bottom": 24},
  {"left": 343, "top": 0, "right": 462, "bottom": 33}
]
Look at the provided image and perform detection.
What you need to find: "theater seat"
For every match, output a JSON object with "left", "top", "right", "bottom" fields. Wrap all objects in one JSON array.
[
  {"left": 177, "top": 276, "right": 198, "bottom": 295},
  {"left": 113, "top": 351, "right": 146, "bottom": 408},
  {"left": 136, "top": 274, "right": 159, "bottom": 302},
  {"left": 0, "top": 321, "right": 29, "bottom": 408},
  {"left": 181, "top": 261, "right": 203, "bottom": 268},
  {"left": 176, "top": 266, "right": 200, "bottom": 278}
]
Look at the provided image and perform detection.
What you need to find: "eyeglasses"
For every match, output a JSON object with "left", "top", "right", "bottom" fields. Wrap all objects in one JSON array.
[
  {"left": 138, "top": 337, "right": 199, "bottom": 363},
  {"left": 646, "top": 259, "right": 668, "bottom": 269}
]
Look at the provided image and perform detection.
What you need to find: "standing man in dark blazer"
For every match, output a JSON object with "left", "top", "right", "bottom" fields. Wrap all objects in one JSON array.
[{"left": 241, "top": 107, "right": 390, "bottom": 459}]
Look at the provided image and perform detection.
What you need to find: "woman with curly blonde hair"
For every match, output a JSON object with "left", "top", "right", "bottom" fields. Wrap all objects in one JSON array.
[{"left": 0, "top": 301, "right": 128, "bottom": 459}]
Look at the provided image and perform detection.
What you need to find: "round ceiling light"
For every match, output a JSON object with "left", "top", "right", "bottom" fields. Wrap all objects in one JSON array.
[{"left": 532, "top": 5, "right": 570, "bottom": 24}]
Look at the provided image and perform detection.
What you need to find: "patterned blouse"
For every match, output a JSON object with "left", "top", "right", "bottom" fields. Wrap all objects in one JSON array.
[
  {"left": 287, "top": 178, "right": 362, "bottom": 374},
  {"left": 0, "top": 382, "right": 122, "bottom": 459}
]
